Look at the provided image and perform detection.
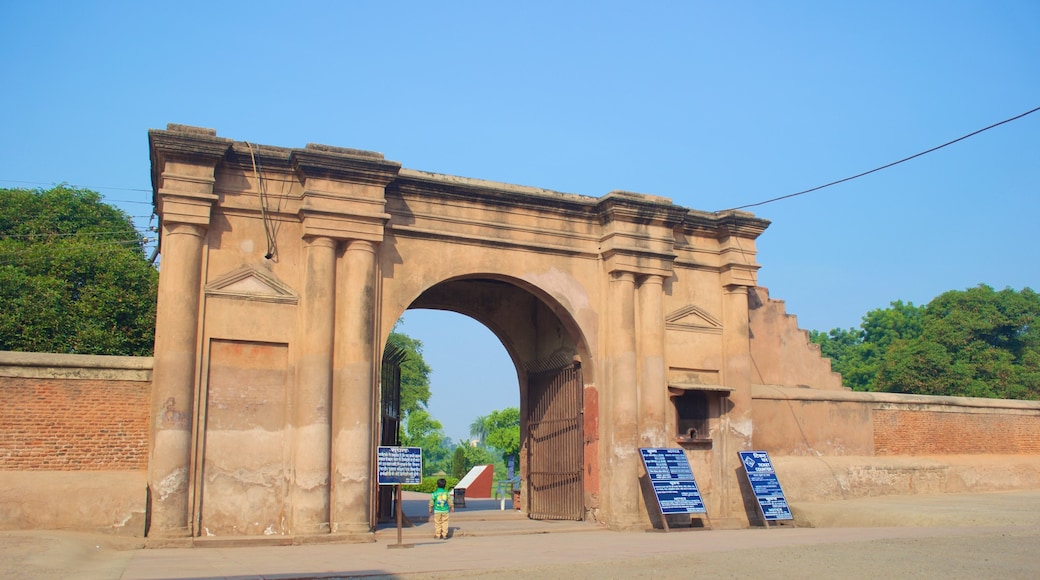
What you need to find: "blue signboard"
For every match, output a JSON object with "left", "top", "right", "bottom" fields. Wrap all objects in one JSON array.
[
  {"left": 738, "top": 450, "right": 793, "bottom": 521},
  {"left": 639, "top": 448, "right": 706, "bottom": 514},
  {"left": 377, "top": 446, "right": 423, "bottom": 486}
]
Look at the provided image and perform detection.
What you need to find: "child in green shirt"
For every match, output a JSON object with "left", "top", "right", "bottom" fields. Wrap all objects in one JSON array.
[{"left": 429, "top": 478, "right": 454, "bottom": 539}]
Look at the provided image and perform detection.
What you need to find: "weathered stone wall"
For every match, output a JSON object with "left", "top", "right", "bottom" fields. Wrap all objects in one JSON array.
[
  {"left": 748, "top": 287, "right": 843, "bottom": 390},
  {"left": 773, "top": 455, "right": 1040, "bottom": 501},
  {"left": 749, "top": 387, "right": 876, "bottom": 456},
  {"left": 0, "top": 352, "right": 151, "bottom": 535},
  {"left": 752, "top": 384, "right": 1040, "bottom": 501}
]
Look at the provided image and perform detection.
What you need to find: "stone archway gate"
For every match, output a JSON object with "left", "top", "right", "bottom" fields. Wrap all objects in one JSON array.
[{"left": 146, "top": 124, "right": 777, "bottom": 542}]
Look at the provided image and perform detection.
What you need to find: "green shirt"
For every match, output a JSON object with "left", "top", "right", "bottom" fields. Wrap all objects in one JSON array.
[{"left": 430, "top": 487, "right": 451, "bottom": 513}]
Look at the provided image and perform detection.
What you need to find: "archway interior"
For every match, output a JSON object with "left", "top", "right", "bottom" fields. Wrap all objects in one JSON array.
[
  {"left": 397, "top": 309, "right": 519, "bottom": 446},
  {"left": 385, "top": 277, "right": 590, "bottom": 520}
]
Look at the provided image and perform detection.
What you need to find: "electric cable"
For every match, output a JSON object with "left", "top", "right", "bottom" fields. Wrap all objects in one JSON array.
[
  {"left": 245, "top": 142, "right": 278, "bottom": 260},
  {"left": 716, "top": 105, "right": 1040, "bottom": 213}
]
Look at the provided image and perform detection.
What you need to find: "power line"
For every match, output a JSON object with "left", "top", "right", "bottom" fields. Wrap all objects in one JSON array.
[
  {"left": 5, "top": 105, "right": 1038, "bottom": 219},
  {"left": 0, "top": 230, "right": 146, "bottom": 240},
  {"left": 0, "top": 238, "right": 156, "bottom": 267},
  {"left": 0, "top": 180, "right": 154, "bottom": 207},
  {"left": 0, "top": 179, "right": 151, "bottom": 194},
  {"left": 716, "top": 105, "right": 1040, "bottom": 213}
]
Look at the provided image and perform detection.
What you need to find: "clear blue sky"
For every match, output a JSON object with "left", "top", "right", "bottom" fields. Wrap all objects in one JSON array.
[{"left": 2, "top": 1, "right": 1037, "bottom": 443}]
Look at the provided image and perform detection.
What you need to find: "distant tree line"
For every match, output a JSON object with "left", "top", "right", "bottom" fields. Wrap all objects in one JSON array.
[{"left": 810, "top": 285, "right": 1039, "bottom": 400}]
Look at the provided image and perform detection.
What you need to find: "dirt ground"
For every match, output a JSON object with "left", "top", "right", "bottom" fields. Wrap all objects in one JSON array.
[
  {"left": 430, "top": 527, "right": 1040, "bottom": 579},
  {"left": 0, "top": 530, "right": 142, "bottom": 580},
  {"left": 4, "top": 490, "right": 1040, "bottom": 579}
]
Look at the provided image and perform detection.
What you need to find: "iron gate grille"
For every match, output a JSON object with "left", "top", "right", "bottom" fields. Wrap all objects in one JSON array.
[{"left": 527, "top": 364, "right": 583, "bottom": 520}]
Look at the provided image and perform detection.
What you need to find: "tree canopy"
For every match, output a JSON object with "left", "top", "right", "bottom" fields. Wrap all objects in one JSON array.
[
  {"left": 399, "top": 408, "right": 451, "bottom": 476},
  {"left": 481, "top": 407, "right": 521, "bottom": 465},
  {"left": 811, "top": 285, "right": 1039, "bottom": 400},
  {"left": 387, "top": 329, "right": 432, "bottom": 416},
  {"left": 0, "top": 185, "right": 157, "bottom": 355}
]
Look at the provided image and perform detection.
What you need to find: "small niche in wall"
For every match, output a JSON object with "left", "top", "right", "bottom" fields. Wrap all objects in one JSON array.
[{"left": 668, "top": 384, "right": 732, "bottom": 446}]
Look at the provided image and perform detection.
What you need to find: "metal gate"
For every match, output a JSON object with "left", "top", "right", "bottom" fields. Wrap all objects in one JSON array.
[
  {"left": 375, "top": 341, "right": 408, "bottom": 525},
  {"left": 527, "top": 363, "right": 583, "bottom": 520}
]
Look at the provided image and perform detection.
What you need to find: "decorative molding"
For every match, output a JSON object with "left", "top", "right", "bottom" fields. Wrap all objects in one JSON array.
[
  {"left": 665, "top": 304, "right": 723, "bottom": 333},
  {"left": 205, "top": 265, "right": 299, "bottom": 304},
  {"left": 291, "top": 146, "right": 401, "bottom": 187}
]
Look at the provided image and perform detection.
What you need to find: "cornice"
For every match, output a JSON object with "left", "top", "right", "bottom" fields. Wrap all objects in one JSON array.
[
  {"left": 149, "top": 125, "right": 233, "bottom": 198},
  {"left": 683, "top": 209, "right": 770, "bottom": 239},
  {"left": 148, "top": 125, "right": 234, "bottom": 161},
  {"left": 291, "top": 144, "right": 402, "bottom": 187},
  {"left": 392, "top": 169, "right": 598, "bottom": 216},
  {"left": 225, "top": 142, "right": 293, "bottom": 172},
  {"left": 596, "top": 198, "right": 688, "bottom": 229}
]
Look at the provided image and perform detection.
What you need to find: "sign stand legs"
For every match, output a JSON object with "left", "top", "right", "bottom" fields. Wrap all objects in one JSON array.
[{"left": 387, "top": 485, "right": 414, "bottom": 549}]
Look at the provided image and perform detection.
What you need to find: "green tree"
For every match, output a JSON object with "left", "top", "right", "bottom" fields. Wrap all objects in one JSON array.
[
  {"left": 810, "top": 326, "right": 869, "bottom": 389},
  {"left": 400, "top": 408, "right": 452, "bottom": 476},
  {"left": 877, "top": 285, "right": 1040, "bottom": 399},
  {"left": 451, "top": 445, "right": 467, "bottom": 479},
  {"left": 387, "top": 329, "right": 433, "bottom": 417},
  {"left": 463, "top": 443, "right": 499, "bottom": 472},
  {"left": 811, "top": 300, "right": 924, "bottom": 391},
  {"left": 0, "top": 185, "right": 157, "bottom": 355},
  {"left": 468, "top": 414, "right": 488, "bottom": 446},
  {"left": 483, "top": 407, "right": 521, "bottom": 466}
]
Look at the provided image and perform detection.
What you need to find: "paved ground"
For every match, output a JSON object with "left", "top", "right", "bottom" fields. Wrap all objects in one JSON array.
[{"left": 3, "top": 490, "right": 1040, "bottom": 579}]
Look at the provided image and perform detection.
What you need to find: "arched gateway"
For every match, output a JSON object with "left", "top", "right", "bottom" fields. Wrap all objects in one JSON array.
[{"left": 146, "top": 124, "right": 798, "bottom": 541}]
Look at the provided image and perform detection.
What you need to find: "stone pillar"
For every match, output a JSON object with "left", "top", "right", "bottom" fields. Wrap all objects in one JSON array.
[
  {"left": 146, "top": 125, "right": 230, "bottom": 539},
  {"left": 331, "top": 239, "right": 378, "bottom": 533},
  {"left": 638, "top": 275, "right": 667, "bottom": 447},
  {"left": 607, "top": 271, "right": 640, "bottom": 528},
  {"left": 721, "top": 283, "right": 753, "bottom": 516},
  {"left": 148, "top": 222, "right": 206, "bottom": 537},
  {"left": 293, "top": 236, "right": 337, "bottom": 533}
]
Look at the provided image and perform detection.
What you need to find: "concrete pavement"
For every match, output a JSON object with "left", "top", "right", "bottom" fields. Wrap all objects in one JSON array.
[{"left": 6, "top": 490, "right": 1040, "bottom": 579}]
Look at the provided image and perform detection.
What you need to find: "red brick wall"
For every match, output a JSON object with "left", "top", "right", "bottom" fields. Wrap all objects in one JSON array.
[
  {"left": 874, "top": 409, "right": 1040, "bottom": 455},
  {"left": 0, "top": 377, "right": 150, "bottom": 471}
]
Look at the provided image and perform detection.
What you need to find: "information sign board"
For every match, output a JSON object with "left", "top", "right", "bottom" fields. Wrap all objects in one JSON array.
[
  {"left": 738, "top": 450, "right": 793, "bottom": 521},
  {"left": 377, "top": 446, "right": 422, "bottom": 486},
  {"left": 639, "top": 447, "right": 706, "bottom": 514}
]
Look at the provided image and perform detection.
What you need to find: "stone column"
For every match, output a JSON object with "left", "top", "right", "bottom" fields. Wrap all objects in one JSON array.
[
  {"left": 638, "top": 275, "right": 667, "bottom": 447},
  {"left": 148, "top": 222, "right": 206, "bottom": 537},
  {"left": 607, "top": 270, "right": 641, "bottom": 528},
  {"left": 146, "top": 124, "right": 229, "bottom": 539},
  {"left": 331, "top": 239, "right": 378, "bottom": 533},
  {"left": 721, "top": 284, "right": 753, "bottom": 516},
  {"left": 293, "top": 236, "right": 337, "bottom": 533}
]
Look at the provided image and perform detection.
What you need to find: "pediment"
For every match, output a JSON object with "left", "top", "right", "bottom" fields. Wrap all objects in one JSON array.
[
  {"left": 666, "top": 304, "right": 722, "bottom": 334},
  {"left": 206, "top": 265, "right": 298, "bottom": 304}
]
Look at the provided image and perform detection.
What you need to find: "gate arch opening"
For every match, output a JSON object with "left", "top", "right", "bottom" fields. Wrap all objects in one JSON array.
[
  {"left": 381, "top": 275, "right": 597, "bottom": 521},
  {"left": 398, "top": 310, "right": 518, "bottom": 448}
]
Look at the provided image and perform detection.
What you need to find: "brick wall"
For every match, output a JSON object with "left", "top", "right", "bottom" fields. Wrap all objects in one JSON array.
[
  {"left": 0, "top": 352, "right": 152, "bottom": 472},
  {"left": 752, "top": 384, "right": 1040, "bottom": 457},
  {"left": 874, "top": 409, "right": 1040, "bottom": 455},
  {"left": 0, "top": 377, "right": 150, "bottom": 470}
]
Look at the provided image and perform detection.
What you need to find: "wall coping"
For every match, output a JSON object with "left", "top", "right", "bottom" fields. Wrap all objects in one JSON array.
[
  {"left": 0, "top": 351, "right": 153, "bottom": 381},
  {"left": 752, "top": 384, "right": 1040, "bottom": 412}
]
